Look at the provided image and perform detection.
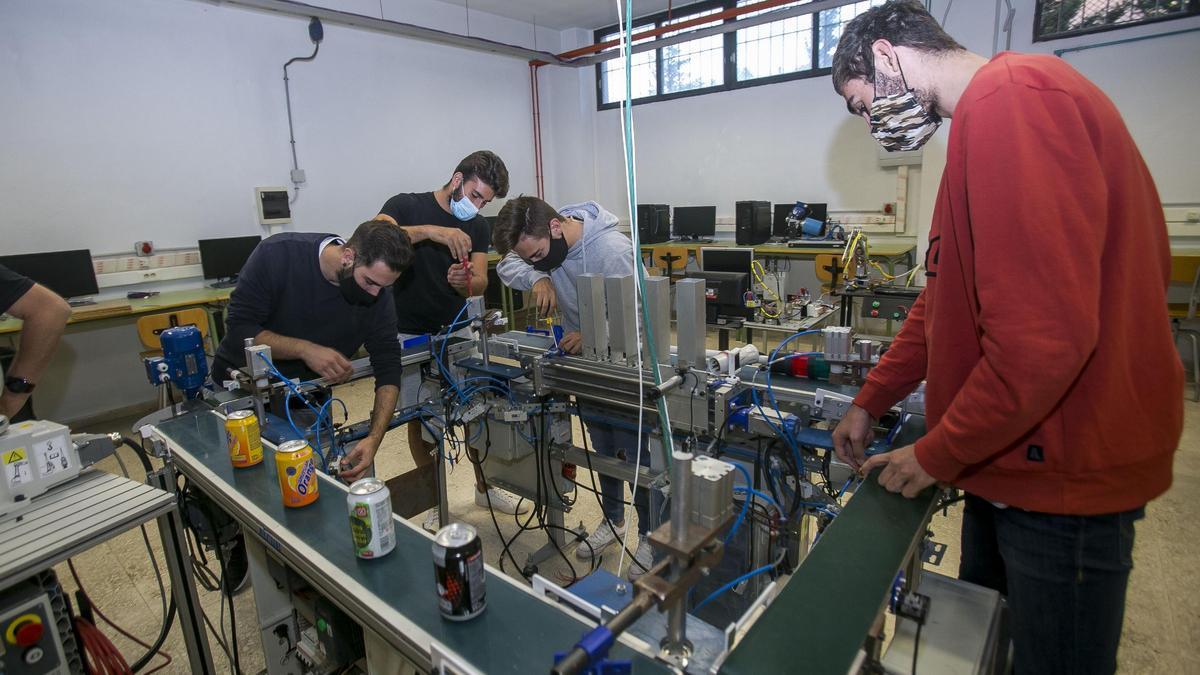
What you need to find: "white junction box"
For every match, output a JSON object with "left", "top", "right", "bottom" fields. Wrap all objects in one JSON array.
[{"left": 1, "top": 419, "right": 77, "bottom": 520}]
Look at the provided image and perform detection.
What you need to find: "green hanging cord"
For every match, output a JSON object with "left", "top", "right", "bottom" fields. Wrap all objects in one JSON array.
[{"left": 620, "top": 0, "right": 676, "bottom": 469}]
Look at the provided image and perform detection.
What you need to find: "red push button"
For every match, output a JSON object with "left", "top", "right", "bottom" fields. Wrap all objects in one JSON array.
[
  {"left": 869, "top": 309, "right": 879, "bottom": 318},
  {"left": 14, "top": 619, "right": 43, "bottom": 647}
]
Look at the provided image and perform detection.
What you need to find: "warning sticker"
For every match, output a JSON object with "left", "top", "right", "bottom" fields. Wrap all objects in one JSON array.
[
  {"left": 35, "top": 438, "right": 71, "bottom": 478},
  {"left": 4, "top": 448, "right": 32, "bottom": 486}
]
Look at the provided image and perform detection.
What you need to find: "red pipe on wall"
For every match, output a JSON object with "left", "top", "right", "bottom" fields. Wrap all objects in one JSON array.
[{"left": 529, "top": 63, "right": 544, "bottom": 199}]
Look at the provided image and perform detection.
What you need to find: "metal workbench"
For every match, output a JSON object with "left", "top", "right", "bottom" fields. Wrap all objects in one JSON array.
[
  {"left": 153, "top": 411, "right": 668, "bottom": 674},
  {"left": 0, "top": 470, "right": 173, "bottom": 591},
  {"left": 0, "top": 466, "right": 216, "bottom": 673}
]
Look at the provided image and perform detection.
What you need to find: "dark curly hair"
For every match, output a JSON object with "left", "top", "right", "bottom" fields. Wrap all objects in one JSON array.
[
  {"left": 831, "top": 0, "right": 964, "bottom": 95},
  {"left": 345, "top": 220, "right": 413, "bottom": 273},
  {"left": 451, "top": 150, "right": 509, "bottom": 198},
  {"left": 491, "top": 195, "right": 561, "bottom": 256}
]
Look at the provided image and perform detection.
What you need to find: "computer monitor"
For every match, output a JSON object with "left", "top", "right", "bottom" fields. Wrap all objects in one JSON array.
[
  {"left": 0, "top": 249, "right": 99, "bottom": 303},
  {"left": 700, "top": 247, "right": 754, "bottom": 280},
  {"left": 198, "top": 235, "right": 262, "bottom": 286},
  {"left": 673, "top": 206, "right": 716, "bottom": 240},
  {"left": 772, "top": 204, "right": 794, "bottom": 237},
  {"left": 637, "top": 204, "right": 671, "bottom": 244}
]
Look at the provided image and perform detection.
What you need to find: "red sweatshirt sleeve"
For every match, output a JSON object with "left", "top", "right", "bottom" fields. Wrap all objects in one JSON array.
[
  {"left": 853, "top": 289, "right": 928, "bottom": 419},
  {"left": 914, "top": 82, "right": 1106, "bottom": 482}
]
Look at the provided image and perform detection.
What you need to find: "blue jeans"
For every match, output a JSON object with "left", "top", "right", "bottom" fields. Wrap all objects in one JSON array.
[
  {"left": 585, "top": 420, "right": 651, "bottom": 535},
  {"left": 960, "top": 495, "right": 1142, "bottom": 675}
]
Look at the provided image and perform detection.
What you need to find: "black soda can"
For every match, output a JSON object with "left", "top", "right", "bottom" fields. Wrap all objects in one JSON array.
[{"left": 432, "top": 522, "right": 486, "bottom": 621}]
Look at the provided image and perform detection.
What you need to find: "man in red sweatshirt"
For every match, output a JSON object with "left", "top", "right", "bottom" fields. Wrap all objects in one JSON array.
[{"left": 828, "top": 2, "right": 1181, "bottom": 673}]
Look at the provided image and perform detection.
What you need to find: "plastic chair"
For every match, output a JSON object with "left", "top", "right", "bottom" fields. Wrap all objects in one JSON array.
[
  {"left": 1169, "top": 258, "right": 1200, "bottom": 401},
  {"left": 655, "top": 246, "right": 690, "bottom": 283},
  {"left": 813, "top": 253, "right": 841, "bottom": 294}
]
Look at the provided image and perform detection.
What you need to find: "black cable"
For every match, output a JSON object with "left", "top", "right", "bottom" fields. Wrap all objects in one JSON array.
[
  {"left": 114, "top": 438, "right": 175, "bottom": 672},
  {"left": 478, "top": 419, "right": 523, "bottom": 574},
  {"left": 196, "top": 499, "right": 242, "bottom": 675},
  {"left": 577, "top": 409, "right": 649, "bottom": 574},
  {"left": 912, "top": 620, "right": 922, "bottom": 674}
]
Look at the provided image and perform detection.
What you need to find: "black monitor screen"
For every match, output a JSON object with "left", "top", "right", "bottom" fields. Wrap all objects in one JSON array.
[
  {"left": 674, "top": 206, "right": 716, "bottom": 237},
  {"left": 0, "top": 249, "right": 98, "bottom": 299},
  {"left": 773, "top": 203, "right": 795, "bottom": 236},
  {"left": 199, "top": 236, "right": 263, "bottom": 280},
  {"left": 700, "top": 247, "right": 754, "bottom": 279}
]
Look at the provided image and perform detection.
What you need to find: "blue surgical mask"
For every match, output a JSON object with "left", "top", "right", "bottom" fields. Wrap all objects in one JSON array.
[{"left": 450, "top": 180, "right": 478, "bottom": 221}]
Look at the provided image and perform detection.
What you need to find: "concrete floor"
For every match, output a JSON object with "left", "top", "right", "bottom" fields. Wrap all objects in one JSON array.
[{"left": 54, "top": 349, "right": 1200, "bottom": 674}]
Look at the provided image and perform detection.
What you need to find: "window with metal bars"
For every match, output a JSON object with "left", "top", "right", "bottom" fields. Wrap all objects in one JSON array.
[
  {"left": 595, "top": 0, "right": 885, "bottom": 109},
  {"left": 1034, "top": 0, "right": 1199, "bottom": 41}
]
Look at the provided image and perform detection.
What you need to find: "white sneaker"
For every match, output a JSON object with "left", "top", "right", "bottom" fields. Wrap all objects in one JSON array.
[
  {"left": 627, "top": 535, "right": 654, "bottom": 580},
  {"left": 577, "top": 520, "right": 625, "bottom": 560},
  {"left": 422, "top": 508, "right": 440, "bottom": 534},
  {"left": 475, "top": 487, "right": 529, "bottom": 515}
]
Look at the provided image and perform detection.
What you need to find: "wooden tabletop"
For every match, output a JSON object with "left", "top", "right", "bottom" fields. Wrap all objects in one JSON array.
[
  {"left": 0, "top": 287, "right": 232, "bottom": 335},
  {"left": 640, "top": 241, "right": 916, "bottom": 258}
]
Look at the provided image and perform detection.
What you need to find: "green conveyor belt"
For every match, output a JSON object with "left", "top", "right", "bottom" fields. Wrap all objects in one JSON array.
[
  {"left": 155, "top": 412, "right": 668, "bottom": 674},
  {"left": 721, "top": 474, "right": 937, "bottom": 674}
]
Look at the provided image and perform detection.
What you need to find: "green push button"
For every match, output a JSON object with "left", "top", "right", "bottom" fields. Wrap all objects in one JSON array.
[
  {"left": 871, "top": 300, "right": 881, "bottom": 308},
  {"left": 316, "top": 618, "right": 328, "bottom": 633}
]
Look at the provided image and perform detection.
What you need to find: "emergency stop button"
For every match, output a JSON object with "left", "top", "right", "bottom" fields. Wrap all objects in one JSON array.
[{"left": 8, "top": 614, "right": 43, "bottom": 647}]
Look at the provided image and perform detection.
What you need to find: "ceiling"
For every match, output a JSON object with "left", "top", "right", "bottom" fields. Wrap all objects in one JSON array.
[{"left": 429, "top": 0, "right": 679, "bottom": 31}]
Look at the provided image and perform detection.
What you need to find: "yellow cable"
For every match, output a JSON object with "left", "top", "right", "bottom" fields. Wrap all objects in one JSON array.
[
  {"left": 751, "top": 259, "right": 782, "bottom": 318},
  {"left": 868, "top": 260, "right": 896, "bottom": 280}
]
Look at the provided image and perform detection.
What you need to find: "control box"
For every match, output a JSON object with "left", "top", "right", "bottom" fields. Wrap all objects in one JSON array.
[
  {"left": 860, "top": 294, "right": 913, "bottom": 321},
  {"left": 0, "top": 572, "right": 81, "bottom": 675}
]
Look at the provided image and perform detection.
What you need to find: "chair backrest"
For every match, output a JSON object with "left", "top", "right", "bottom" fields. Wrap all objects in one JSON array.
[
  {"left": 814, "top": 254, "right": 839, "bottom": 284},
  {"left": 135, "top": 308, "right": 210, "bottom": 351},
  {"left": 1170, "top": 256, "right": 1200, "bottom": 319},
  {"left": 656, "top": 246, "right": 690, "bottom": 276}
]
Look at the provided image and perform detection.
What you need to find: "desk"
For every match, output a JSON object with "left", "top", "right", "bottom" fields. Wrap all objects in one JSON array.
[
  {"left": 640, "top": 242, "right": 918, "bottom": 275},
  {"left": 0, "top": 288, "right": 232, "bottom": 336}
]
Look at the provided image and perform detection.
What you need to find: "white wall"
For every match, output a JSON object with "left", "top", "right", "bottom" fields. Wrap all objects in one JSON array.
[
  {"left": 0, "top": 0, "right": 558, "bottom": 259},
  {"left": 0, "top": 0, "right": 559, "bottom": 422}
]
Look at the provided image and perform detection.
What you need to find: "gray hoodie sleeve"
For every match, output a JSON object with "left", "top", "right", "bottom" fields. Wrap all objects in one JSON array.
[{"left": 496, "top": 252, "right": 549, "bottom": 291}]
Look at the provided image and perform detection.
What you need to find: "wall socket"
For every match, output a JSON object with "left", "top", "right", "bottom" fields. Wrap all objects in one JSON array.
[{"left": 134, "top": 241, "right": 154, "bottom": 256}]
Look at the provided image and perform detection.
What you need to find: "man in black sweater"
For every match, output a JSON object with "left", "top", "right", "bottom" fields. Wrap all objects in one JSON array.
[
  {"left": 374, "top": 150, "right": 527, "bottom": 529},
  {"left": 212, "top": 220, "right": 412, "bottom": 481}
]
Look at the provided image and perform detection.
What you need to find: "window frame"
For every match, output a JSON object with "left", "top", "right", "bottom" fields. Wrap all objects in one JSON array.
[
  {"left": 594, "top": 0, "right": 834, "bottom": 111},
  {"left": 1032, "top": 0, "right": 1200, "bottom": 42}
]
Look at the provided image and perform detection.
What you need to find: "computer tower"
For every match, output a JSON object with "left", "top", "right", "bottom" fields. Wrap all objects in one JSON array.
[
  {"left": 735, "top": 201, "right": 771, "bottom": 245},
  {"left": 637, "top": 204, "right": 671, "bottom": 244}
]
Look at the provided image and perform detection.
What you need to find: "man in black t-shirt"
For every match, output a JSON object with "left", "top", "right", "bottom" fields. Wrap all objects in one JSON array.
[
  {"left": 0, "top": 265, "right": 71, "bottom": 421},
  {"left": 374, "top": 150, "right": 526, "bottom": 529}
]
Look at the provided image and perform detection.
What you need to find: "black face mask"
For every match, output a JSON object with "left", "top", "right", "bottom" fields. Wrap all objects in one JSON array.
[
  {"left": 531, "top": 235, "right": 568, "bottom": 273},
  {"left": 338, "top": 264, "right": 379, "bottom": 306}
]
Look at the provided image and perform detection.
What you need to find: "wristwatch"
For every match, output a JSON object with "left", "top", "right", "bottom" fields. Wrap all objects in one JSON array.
[{"left": 5, "top": 376, "right": 35, "bottom": 394}]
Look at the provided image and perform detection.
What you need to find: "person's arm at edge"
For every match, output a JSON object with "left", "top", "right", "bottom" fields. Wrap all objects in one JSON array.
[{"left": 0, "top": 284, "right": 71, "bottom": 417}]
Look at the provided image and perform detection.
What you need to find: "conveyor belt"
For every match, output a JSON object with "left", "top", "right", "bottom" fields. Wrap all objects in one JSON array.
[
  {"left": 721, "top": 476, "right": 937, "bottom": 674},
  {"left": 154, "top": 411, "right": 667, "bottom": 674}
]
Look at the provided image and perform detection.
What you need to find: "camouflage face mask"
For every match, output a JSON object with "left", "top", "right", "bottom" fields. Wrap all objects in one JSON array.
[{"left": 869, "top": 88, "right": 941, "bottom": 152}]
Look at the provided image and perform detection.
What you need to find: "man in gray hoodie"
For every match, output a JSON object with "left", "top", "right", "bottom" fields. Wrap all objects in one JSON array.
[{"left": 493, "top": 196, "right": 654, "bottom": 579}]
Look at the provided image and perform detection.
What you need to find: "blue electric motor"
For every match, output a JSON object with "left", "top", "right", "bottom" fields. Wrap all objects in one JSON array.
[{"left": 159, "top": 325, "right": 208, "bottom": 399}]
